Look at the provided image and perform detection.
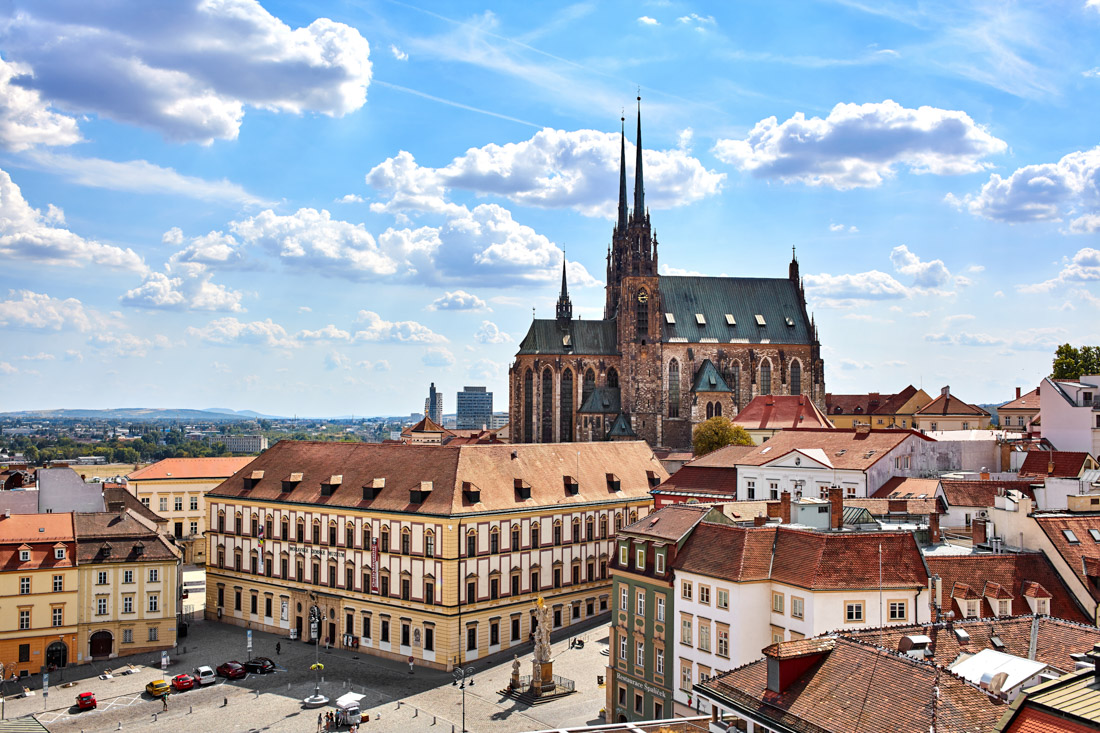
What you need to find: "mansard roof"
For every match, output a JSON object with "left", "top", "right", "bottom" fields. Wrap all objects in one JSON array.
[
  {"left": 692, "top": 359, "right": 731, "bottom": 393},
  {"left": 659, "top": 275, "right": 813, "bottom": 345},
  {"left": 515, "top": 318, "right": 618, "bottom": 356},
  {"left": 577, "top": 386, "right": 621, "bottom": 414}
]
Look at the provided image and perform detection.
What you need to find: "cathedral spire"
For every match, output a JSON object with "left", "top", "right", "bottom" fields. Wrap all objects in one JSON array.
[
  {"left": 617, "top": 116, "right": 628, "bottom": 232},
  {"left": 633, "top": 96, "right": 644, "bottom": 217},
  {"left": 556, "top": 258, "right": 572, "bottom": 327}
]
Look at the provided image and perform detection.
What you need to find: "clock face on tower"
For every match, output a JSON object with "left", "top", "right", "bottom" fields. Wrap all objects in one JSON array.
[{"left": 637, "top": 290, "right": 649, "bottom": 303}]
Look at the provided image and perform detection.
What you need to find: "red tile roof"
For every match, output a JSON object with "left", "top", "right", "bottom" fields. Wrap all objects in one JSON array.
[
  {"left": 872, "top": 476, "right": 941, "bottom": 499},
  {"left": 845, "top": 496, "right": 942, "bottom": 516},
  {"left": 652, "top": 466, "right": 737, "bottom": 497},
  {"left": 1033, "top": 515, "right": 1100, "bottom": 601},
  {"left": 1000, "top": 387, "right": 1041, "bottom": 412},
  {"left": 842, "top": 615, "right": 1100, "bottom": 672},
  {"left": 697, "top": 636, "right": 1005, "bottom": 733},
  {"left": 74, "top": 511, "right": 179, "bottom": 564},
  {"left": 825, "top": 386, "right": 919, "bottom": 417},
  {"left": 731, "top": 395, "right": 834, "bottom": 431},
  {"left": 1019, "top": 451, "right": 1094, "bottom": 479},
  {"left": 915, "top": 390, "right": 991, "bottom": 417},
  {"left": 672, "top": 522, "right": 776, "bottom": 582},
  {"left": 1004, "top": 706, "right": 1096, "bottom": 733},
  {"left": 620, "top": 504, "right": 714, "bottom": 542},
  {"left": 0, "top": 512, "right": 76, "bottom": 571},
  {"left": 128, "top": 456, "right": 255, "bottom": 481},
  {"left": 770, "top": 527, "right": 928, "bottom": 590},
  {"left": 939, "top": 480, "right": 1038, "bottom": 508},
  {"left": 926, "top": 554, "right": 1088, "bottom": 623},
  {"left": 208, "top": 440, "right": 664, "bottom": 515},
  {"left": 685, "top": 444, "right": 757, "bottom": 468},
  {"left": 734, "top": 428, "right": 932, "bottom": 471}
]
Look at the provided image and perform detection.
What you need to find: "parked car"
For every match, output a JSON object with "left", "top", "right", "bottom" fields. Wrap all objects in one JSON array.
[
  {"left": 194, "top": 666, "right": 216, "bottom": 686},
  {"left": 243, "top": 657, "right": 276, "bottom": 674},
  {"left": 171, "top": 673, "right": 196, "bottom": 691},
  {"left": 216, "top": 661, "right": 246, "bottom": 679},
  {"left": 145, "top": 680, "right": 170, "bottom": 697},
  {"left": 75, "top": 692, "right": 97, "bottom": 710}
]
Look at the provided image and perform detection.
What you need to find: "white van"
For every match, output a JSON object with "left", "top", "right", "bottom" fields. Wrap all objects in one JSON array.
[{"left": 194, "top": 666, "right": 216, "bottom": 686}]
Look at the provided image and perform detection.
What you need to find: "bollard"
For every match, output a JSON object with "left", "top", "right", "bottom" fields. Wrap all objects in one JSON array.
[
  {"left": 189, "top": 706, "right": 192, "bottom": 715},
  {"left": 413, "top": 707, "right": 418, "bottom": 717},
  {"left": 397, "top": 701, "right": 402, "bottom": 708},
  {"left": 343, "top": 680, "right": 347, "bottom": 688},
  {"left": 433, "top": 715, "right": 436, "bottom": 725},
  {"left": 288, "top": 682, "right": 291, "bottom": 691},
  {"left": 117, "top": 723, "right": 122, "bottom": 730},
  {"left": 153, "top": 714, "right": 157, "bottom": 722}
]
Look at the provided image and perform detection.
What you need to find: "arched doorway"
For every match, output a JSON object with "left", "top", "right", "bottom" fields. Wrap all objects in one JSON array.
[
  {"left": 89, "top": 631, "right": 112, "bottom": 659},
  {"left": 617, "top": 714, "right": 628, "bottom": 723},
  {"left": 45, "top": 641, "right": 67, "bottom": 669}
]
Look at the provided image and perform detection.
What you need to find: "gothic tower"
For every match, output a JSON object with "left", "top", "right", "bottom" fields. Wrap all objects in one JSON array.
[{"left": 555, "top": 260, "right": 572, "bottom": 327}]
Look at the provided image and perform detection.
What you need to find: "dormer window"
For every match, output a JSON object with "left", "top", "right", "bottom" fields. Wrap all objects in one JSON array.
[
  {"left": 755, "top": 314, "right": 766, "bottom": 326},
  {"left": 606, "top": 473, "right": 621, "bottom": 492},
  {"left": 19, "top": 549, "right": 29, "bottom": 562},
  {"left": 54, "top": 548, "right": 65, "bottom": 560},
  {"left": 695, "top": 313, "right": 706, "bottom": 326},
  {"left": 1063, "top": 530, "right": 1080, "bottom": 544},
  {"left": 725, "top": 314, "right": 736, "bottom": 326},
  {"left": 785, "top": 317, "right": 794, "bottom": 327},
  {"left": 635, "top": 546, "right": 645, "bottom": 570},
  {"left": 655, "top": 551, "right": 666, "bottom": 574},
  {"left": 619, "top": 544, "right": 628, "bottom": 566},
  {"left": 665, "top": 313, "right": 676, "bottom": 325}
]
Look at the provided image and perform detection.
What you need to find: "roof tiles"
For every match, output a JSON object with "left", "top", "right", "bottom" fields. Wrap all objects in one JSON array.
[{"left": 128, "top": 456, "right": 255, "bottom": 481}]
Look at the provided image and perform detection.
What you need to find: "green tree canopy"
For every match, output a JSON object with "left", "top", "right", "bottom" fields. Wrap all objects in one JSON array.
[
  {"left": 691, "top": 417, "right": 754, "bottom": 456},
  {"left": 1052, "top": 344, "right": 1100, "bottom": 380}
]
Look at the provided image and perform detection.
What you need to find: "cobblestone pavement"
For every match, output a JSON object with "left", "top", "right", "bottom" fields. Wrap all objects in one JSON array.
[{"left": 7, "top": 617, "right": 611, "bottom": 733}]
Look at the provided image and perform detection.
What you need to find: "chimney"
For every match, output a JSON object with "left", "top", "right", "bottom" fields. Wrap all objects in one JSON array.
[
  {"left": 754, "top": 515, "right": 767, "bottom": 527},
  {"left": 1016, "top": 387, "right": 1022, "bottom": 399},
  {"left": 1088, "top": 643, "right": 1100, "bottom": 686},
  {"left": 780, "top": 491, "right": 791, "bottom": 524},
  {"left": 855, "top": 423, "right": 871, "bottom": 435},
  {"left": 972, "top": 517, "right": 986, "bottom": 546},
  {"left": 929, "top": 511, "right": 941, "bottom": 544},
  {"left": 941, "top": 385, "right": 951, "bottom": 397},
  {"left": 828, "top": 487, "right": 843, "bottom": 530},
  {"left": 1048, "top": 460, "right": 1056, "bottom": 476},
  {"left": 980, "top": 471, "right": 991, "bottom": 481}
]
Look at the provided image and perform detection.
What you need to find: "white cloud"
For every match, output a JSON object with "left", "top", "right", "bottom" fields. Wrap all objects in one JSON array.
[
  {"left": 428, "top": 290, "right": 489, "bottom": 311},
  {"left": 966, "top": 265, "right": 986, "bottom": 273},
  {"left": 803, "top": 270, "right": 909, "bottom": 306},
  {"left": 1083, "top": 67, "right": 1100, "bottom": 78},
  {"left": 677, "top": 13, "right": 716, "bottom": 28},
  {"left": 947, "top": 147, "right": 1100, "bottom": 232},
  {"left": 120, "top": 272, "right": 244, "bottom": 312},
  {"left": 298, "top": 306, "right": 312, "bottom": 313},
  {"left": 325, "top": 351, "right": 351, "bottom": 370},
  {"left": 1020, "top": 247, "right": 1100, "bottom": 292},
  {"left": 637, "top": 16, "right": 659, "bottom": 25},
  {"left": 422, "top": 346, "right": 456, "bottom": 367},
  {"left": 353, "top": 310, "right": 447, "bottom": 343},
  {"left": 366, "top": 127, "right": 724, "bottom": 219},
  {"left": 924, "top": 327, "right": 1066, "bottom": 350},
  {"left": 337, "top": 194, "right": 364, "bottom": 203},
  {"left": 0, "top": 290, "right": 98, "bottom": 331},
  {"left": 186, "top": 317, "right": 297, "bottom": 348},
  {"left": 357, "top": 359, "right": 390, "bottom": 372},
  {"left": 23, "top": 151, "right": 268, "bottom": 205},
  {"left": 390, "top": 44, "right": 409, "bottom": 61},
  {"left": 296, "top": 325, "right": 352, "bottom": 341},
  {"left": 1, "top": 2, "right": 372, "bottom": 144},
  {"left": 714, "top": 100, "right": 1006, "bottom": 190},
  {"left": 943, "top": 314, "right": 976, "bottom": 324},
  {"left": 20, "top": 352, "right": 55, "bottom": 361},
  {"left": 837, "top": 358, "right": 874, "bottom": 370},
  {"left": 474, "top": 320, "right": 513, "bottom": 344},
  {"left": 88, "top": 331, "right": 167, "bottom": 358},
  {"left": 0, "top": 168, "right": 146, "bottom": 272},
  {"left": 469, "top": 358, "right": 504, "bottom": 381},
  {"left": 0, "top": 57, "right": 81, "bottom": 151},
  {"left": 0, "top": 362, "right": 17, "bottom": 375},
  {"left": 63, "top": 349, "right": 83, "bottom": 362},
  {"left": 890, "top": 245, "right": 952, "bottom": 287},
  {"left": 660, "top": 265, "right": 707, "bottom": 276}
]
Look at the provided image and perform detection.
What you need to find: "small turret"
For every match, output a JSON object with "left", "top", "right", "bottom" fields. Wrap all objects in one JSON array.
[
  {"left": 555, "top": 260, "right": 572, "bottom": 328},
  {"left": 789, "top": 245, "right": 800, "bottom": 282}
]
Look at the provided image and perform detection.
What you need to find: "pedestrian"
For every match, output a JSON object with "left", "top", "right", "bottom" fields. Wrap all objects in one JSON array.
[
  {"left": 276, "top": 641, "right": 281, "bottom": 655},
  {"left": 317, "top": 712, "right": 322, "bottom": 732},
  {"left": 162, "top": 693, "right": 169, "bottom": 711}
]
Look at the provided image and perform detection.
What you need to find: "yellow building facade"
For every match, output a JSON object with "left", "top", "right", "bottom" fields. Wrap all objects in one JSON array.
[
  {"left": 74, "top": 511, "right": 181, "bottom": 663},
  {"left": 127, "top": 457, "right": 253, "bottom": 564},
  {"left": 0, "top": 513, "right": 79, "bottom": 678},
  {"left": 825, "top": 386, "right": 932, "bottom": 430},
  {"left": 204, "top": 441, "right": 664, "bottom": 669}
]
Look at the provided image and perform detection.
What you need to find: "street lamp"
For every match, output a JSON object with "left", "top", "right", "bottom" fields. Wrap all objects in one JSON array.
[{"left": 452, "top": 666, "right": 475, "bottom": 733}]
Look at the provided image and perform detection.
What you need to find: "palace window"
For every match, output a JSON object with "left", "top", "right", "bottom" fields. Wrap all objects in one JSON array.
[
  {"left": 425, "top": 530, "right": 435, "bottom": 558},
  {"left": 490, "top": 528, "right": 500, "bottom": 554},
  {"left": 381, "top": 526, "right": 390, "bottom": 552},
  {"left": 401, "top": 528, "right": 411, "bottom": 555},
  {"left": 530, "top": 523, "right": 540, "bottom": 549},
  {"left": 467, "top": 530, "right": 477, "bottom": 557}
]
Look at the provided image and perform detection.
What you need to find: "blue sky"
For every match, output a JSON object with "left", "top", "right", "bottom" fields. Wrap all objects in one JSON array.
[{"left": 1, "top": 0, "right": 1099, "bottom": 417}]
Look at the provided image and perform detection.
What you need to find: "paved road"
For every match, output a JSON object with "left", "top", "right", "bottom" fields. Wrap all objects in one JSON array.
[{"left": 8, "top": 617, "right": 611, "bottom": 733}]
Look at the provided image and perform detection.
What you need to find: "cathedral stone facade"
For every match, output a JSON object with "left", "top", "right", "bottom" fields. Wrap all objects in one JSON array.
[{"left": 508, "top": 104, "right": 825, "bottom": 451}]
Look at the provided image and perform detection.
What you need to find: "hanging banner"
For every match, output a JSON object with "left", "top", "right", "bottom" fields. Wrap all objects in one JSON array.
[{"left": 371, "top": 537, "right": 379, "bottom": 592}]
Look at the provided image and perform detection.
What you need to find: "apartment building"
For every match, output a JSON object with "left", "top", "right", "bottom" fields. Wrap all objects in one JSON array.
[
  {"left": 204, "top": 440, "right": 661, "bottom": 670},
  {"left": 127, "top": 457, "right": 254, "bottom": 564}
]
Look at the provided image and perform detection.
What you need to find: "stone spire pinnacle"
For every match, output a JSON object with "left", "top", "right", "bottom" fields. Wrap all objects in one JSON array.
[
  {"left": 633, "top": 96, "right": 644, "bottom": 217},
  {"left": 556, "top": 257, "right": 572, "bottom": 326},
  {"left": 617, "top": 116, "right": 628, "bottom": 232}
]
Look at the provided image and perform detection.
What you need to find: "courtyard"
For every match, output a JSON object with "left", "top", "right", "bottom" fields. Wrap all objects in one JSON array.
[{"left": 3, "top": 616, "right": 613, "bottom": 733}]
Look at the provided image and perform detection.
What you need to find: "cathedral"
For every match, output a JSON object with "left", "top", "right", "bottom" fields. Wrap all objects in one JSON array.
[{"left": 508, "top": 102, "right": 825, "bottom": 451}]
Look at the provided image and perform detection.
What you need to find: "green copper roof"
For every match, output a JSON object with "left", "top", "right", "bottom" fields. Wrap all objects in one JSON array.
[
  {"left": 578, "top": 386, "right": 621, "bottom": 414},
  {"left": 606, "top": 413, "right": 637, "bottom": 438},
  {"left": 692, "top": 359, "right": 732, "bottom": 393},
  {"left": 660, "top": 276, "right": 813, "bottom": 344},
  {"left": 516, "top": 318, "right": 618, "bottom": 355}
]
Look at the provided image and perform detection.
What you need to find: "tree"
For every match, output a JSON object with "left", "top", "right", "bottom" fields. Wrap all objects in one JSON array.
[
  {"left": 692, "top": 416, "right": 754, "bottom": 456},
  {"left": 1052, "top": 344, "right": 1100, "bottom": 380}
]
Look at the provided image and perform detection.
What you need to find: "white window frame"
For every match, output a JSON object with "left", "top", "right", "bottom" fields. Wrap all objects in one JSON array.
[
  {"left": 655, "top": 552, "right": 665, "bottom": 574},
  {"left": 619, "top": 634, "right": 627, "bottom": 660},
  {"left": 619, "top": 545, "right": 628, "bottom": 566},
  {"left": 636, "top": 640, "right": 645, "bottom": 666},
  {"left": 656, "top": 596, "right": 665, "bottom": 622},
  {"left": 635, "top": 547, "right": 645, "bottom": 570},
  {"left": 655, "top": 647, "right": 664, "bottom": 675},
  {"left": 620, "top": 586, "right": 628, "bottom": 611},
  {"left": 636, "top": 590, "right": 645, "bottom": 616}
]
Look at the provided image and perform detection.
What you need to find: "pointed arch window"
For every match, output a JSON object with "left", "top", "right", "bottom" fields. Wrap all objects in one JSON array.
[
  {"left": 523, "top": 369, "right": 534, "bottom": 444},
  {"left": 541, "top": 368, "right": 554, "bottom": 443},
  {"left": 732, "top": 362, "right": 741, "bottom": 408},
  {"left": 760, "top": 360, "right": 772, "bottom": 395},
  {"left": 791, "top": 360, "right": 802, "bottom": 396},
  {"left": 668, "top": 359, "right": 680, "bottom": 417},
  {"left": 636, "top": 288, "right": 649, "bottom": 340},
  {"left": 706, "top": 402, "right": 714, "bottom": 419},
  {"left": 715, "top": 402, "right": 722, "bottom": 417},
  {"left": 583, "top": 369, "right": 595, "bottom": 407},
  {"left": 607, "top": 368, "right": 619, "bottom": 389},
  {"left": 560, "top": 368, "right": 574, "bottom": 442}
]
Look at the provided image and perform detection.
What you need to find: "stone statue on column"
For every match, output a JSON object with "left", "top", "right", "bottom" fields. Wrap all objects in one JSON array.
[{"left": 531, "top": 597, "right": 555, "bottom": 696}]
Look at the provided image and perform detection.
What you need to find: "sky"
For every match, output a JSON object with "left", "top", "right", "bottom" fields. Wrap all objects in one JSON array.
[{"left": 1, "top": 0, "right": 1099, "bottom": 417}]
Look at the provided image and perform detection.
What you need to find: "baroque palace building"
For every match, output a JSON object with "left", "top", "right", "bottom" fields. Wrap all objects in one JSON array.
[
  {"left": 509, "top": 103, "right": 825, "bottom": 450},
  {"left": 204, "top": 440, "right": 663, "bottom": 670}
]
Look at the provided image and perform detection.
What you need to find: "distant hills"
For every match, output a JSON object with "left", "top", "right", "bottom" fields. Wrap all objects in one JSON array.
[{"left": 0, "top": 408, "right": 280, "bottom": 421}]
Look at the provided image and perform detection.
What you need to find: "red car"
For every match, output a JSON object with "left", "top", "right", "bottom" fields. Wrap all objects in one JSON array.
[
  {"left": 76, "top": 691, "right": 97, "bottom": 710},
  {"left": 171, "top": 673, "right": 196, "bottom": 691},
  {"left": 216, "top": 661, "right": 246, "bottom": 679}
]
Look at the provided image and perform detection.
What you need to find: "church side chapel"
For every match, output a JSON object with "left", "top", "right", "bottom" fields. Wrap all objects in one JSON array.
[{"left": 508, "top": 100, "right": 825, "bottom": 451}]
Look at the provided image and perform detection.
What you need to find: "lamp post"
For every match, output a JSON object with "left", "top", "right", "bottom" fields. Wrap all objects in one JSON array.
[{"left": 452, "top": 666, "right": 475, "bottom": 733}]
